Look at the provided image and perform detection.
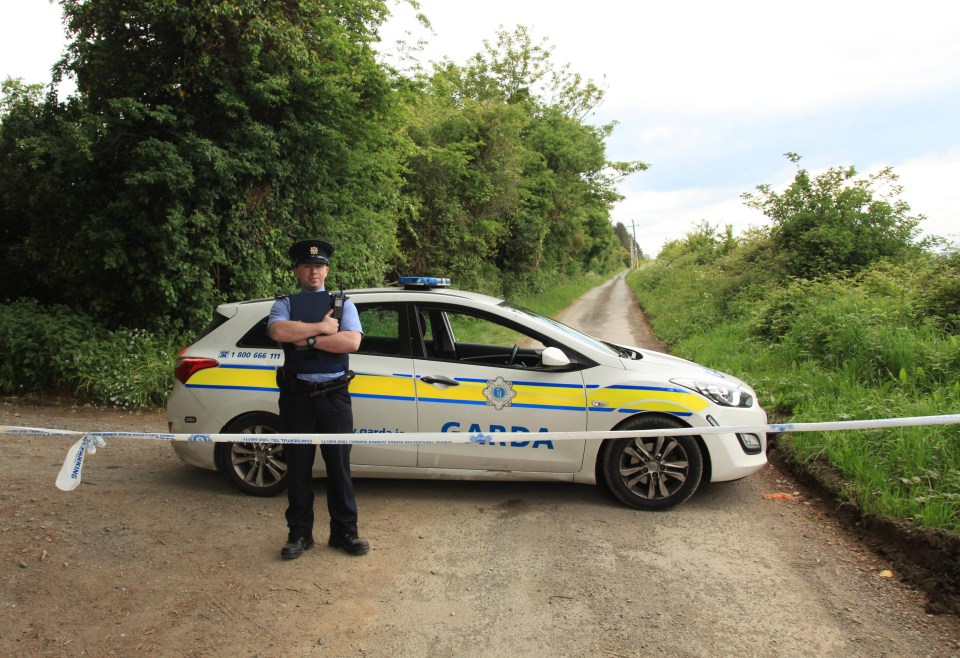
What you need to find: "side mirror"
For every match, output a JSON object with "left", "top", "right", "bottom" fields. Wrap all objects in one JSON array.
[{"left": 541, "top": 346, "right": 571, "bottom": 367}]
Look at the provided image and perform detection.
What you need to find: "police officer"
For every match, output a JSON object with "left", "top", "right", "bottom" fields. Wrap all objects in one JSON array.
[{"left": 268, "top": 239, "right": 369, "bottom": 559}]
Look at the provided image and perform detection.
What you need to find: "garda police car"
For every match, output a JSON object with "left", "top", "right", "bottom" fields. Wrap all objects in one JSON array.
[{"left": 167, "top": 278, "right": 767, "bottom": 510}]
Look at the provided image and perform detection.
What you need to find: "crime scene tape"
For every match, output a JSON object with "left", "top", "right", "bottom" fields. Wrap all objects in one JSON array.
[{"left": 1, "top": 413, "right": 959, "bottom": 492}]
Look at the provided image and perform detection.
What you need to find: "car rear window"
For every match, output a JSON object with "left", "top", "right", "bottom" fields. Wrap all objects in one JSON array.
[
  {"left": 192, "top": 311, "right": 230, "bottom": 344},
  {"left": 237, "top": 316, "right": 276, "bottom": 348}
]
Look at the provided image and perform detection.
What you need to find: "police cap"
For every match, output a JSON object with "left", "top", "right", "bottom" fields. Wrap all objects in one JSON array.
[{"left": 289, "top": 239, "right": 334, "bottom": 265}]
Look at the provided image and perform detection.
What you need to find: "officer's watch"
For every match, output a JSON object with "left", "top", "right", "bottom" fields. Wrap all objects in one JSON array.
[{"left": 306, "top": 336, "right": 316, "bottom": 348}]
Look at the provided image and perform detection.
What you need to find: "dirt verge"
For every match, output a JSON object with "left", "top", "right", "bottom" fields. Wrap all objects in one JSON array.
[{"left": 768, "top": 440, "right": 960, "bottom": 615}]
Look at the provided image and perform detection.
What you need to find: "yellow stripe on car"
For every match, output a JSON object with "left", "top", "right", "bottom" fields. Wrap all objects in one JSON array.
[{"left": 186, "top": 365, "right": 279, "bottom": 391}]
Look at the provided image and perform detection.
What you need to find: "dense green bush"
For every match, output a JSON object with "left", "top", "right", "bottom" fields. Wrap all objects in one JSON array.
[
  {"left": 0, "top": 300, "right": 177, "bottom": 408},
  {"left": 637, "top": 223, "right": 801, "bottom": 351},
  {"left": 71, "top": 329, "right": 179, "bottom": 409},
  {"left": 748, "top": 262, "right": 960, "bottom": 392},
  {"left": 742, "top": 154, "right": 923, "bottom": 279},
  {"left": 857, "top": 252, "right": 960, "bottom": 333},
  {"left": 2, "top": 10, "right": 636, "bottom": 333},
  {"left": 0, "top": 299, "right": 93, "bottom": 395},
  {"left": 619, "top": 153, "right": 960, "bottom": 533}
]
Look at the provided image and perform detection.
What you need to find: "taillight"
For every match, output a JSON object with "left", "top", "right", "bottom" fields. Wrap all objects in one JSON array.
[{"left": 174, "top": 353, "right": 220, "bottom": 384}]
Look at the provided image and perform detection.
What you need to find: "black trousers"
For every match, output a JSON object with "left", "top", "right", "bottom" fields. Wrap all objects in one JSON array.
[{"left": 279, "top": 388, "right": 358, "bottom": 539}]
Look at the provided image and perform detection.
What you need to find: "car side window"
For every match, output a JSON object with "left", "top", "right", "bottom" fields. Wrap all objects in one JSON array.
[
  {"left": 447, "top": 312, "right": 541, "bottom": 349},
  {"left": 355, "top": 303, "right": 403, "bottom": 356},
  {"left": 420, "top": 307, "right": 550, "bottom": 369},
  {"left": 415, "top": 310, "right": 430, "bottom": 342}
]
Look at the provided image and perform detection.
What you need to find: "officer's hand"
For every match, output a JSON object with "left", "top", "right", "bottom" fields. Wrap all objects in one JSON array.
[{"left": 318, "top": 309, "right": 340, "bottom": 335}]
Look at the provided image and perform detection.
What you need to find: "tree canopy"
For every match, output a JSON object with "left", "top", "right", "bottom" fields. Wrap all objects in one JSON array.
[
  {"left": 0, "top": 4, "right": 642, "bottom": 330},
  {"left": 1, "top": 0, "right": 402, "bottom": 330},
  {"left": 741, "top": 153, "right": 922, "bottom": 279},
  {"left": 396, "top": 27, "right": 645, "bottom": 295}
]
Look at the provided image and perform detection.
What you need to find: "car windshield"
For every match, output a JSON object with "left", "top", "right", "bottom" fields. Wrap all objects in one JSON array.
[{"left": 498, "top": 301, "right": 622, "bottom": 356}]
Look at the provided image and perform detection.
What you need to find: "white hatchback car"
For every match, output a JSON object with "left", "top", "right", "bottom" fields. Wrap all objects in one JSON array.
[{"left": 167, "top": 279, "right": 767, "bottom": 510}]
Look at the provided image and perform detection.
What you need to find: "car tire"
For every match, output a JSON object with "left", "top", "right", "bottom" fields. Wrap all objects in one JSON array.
[
  {"left": 601, "top": 415, "right": 703, "bottom": 510},
  {"left": 214, "top": 413, "right": 288, "bottom": 497}
]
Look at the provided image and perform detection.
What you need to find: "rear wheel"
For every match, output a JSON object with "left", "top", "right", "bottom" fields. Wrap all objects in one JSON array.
[
  {"left": 601, "top": 415, "right": 703, "bottom": 510},
  {"left": 214, "top": 413, "right": 287, "bottom": 496}
]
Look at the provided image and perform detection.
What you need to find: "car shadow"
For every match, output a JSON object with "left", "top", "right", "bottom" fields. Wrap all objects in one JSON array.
[
  {"left": 350, "top": 476, "right": 623, "bottom": 511},
  {"left": 165, "top": 463, "right": 756, "bottom": 514}
]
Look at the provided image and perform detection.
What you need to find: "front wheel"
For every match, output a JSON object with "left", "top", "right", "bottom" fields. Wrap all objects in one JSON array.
[
  {"left": 214, "top": 413, "right": 288, "bottom": 496},
  {"left": 601, "top": 415, "right": 703, "bottom": 510}
]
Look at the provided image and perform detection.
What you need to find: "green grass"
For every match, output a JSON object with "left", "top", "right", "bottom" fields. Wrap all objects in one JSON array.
[
  {"left": 509, "top": 272, "right": 611, "bottom": 318},
  {"left": 450, "top": 271, "right": 612, "bottom": 345},
  {"left": 625, "top": 267, "right": 960, "bottom": 534}
]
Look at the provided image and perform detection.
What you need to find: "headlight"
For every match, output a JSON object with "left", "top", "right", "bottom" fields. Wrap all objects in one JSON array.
[{"left": 672, "top": 378, "right": 754, "bottom": 408}]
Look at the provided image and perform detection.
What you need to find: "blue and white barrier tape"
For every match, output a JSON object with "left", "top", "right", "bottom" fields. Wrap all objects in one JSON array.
[
  {"left": 55, "top": 434, "right": 105, "bottom": 492},
  {"left": 2, "top": 413, "right": 959, "bottom": 491}
]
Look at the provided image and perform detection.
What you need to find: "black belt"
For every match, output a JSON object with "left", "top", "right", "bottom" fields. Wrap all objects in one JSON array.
[{"left": 294, "top": 370, "right": 355, "bottom": 397}]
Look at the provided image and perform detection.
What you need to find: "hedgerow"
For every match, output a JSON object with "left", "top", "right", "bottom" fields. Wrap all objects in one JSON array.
[{"left": 0, "top": 299, "right": 177, "bottom": 408}]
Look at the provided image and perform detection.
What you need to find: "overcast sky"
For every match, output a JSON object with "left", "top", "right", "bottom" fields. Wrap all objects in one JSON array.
[{"left": 4, "top": 0, "right": 958, "bottom": 256}]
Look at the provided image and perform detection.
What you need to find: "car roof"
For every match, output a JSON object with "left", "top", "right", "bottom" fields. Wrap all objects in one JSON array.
[{"left": 219, "top": 286, "right": 506, "bottom": 314}]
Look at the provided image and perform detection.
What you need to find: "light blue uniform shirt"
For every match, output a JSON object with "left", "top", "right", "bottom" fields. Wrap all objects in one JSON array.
[{"left": 268, "top": 288, "right": 363, "bottom": 382}]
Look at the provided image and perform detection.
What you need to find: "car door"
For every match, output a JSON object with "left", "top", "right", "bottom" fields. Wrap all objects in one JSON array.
[
  {"left": 348, "top": 301, "right": 418, "bottom": 466},
  {"left": 413, "top": 305, "right": 588, "bottom": 473}
]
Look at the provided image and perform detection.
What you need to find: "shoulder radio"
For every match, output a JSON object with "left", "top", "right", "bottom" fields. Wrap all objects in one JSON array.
[{"left": 331, "top": 287, "right": 346, "bottom": 321}]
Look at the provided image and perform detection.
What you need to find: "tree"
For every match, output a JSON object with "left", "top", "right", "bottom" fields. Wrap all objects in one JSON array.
[
  {"left": 613, "top": 222, "right": 642, "bottom": 264},
  {"left": 741, "top": 153, "right": 922, "bottom": 279},
  {"left": 1, "top": 0, "right": 402, "bottom": 330},
  {"left": 0, "top": 76, "right": 97, "bottom": 298},
  {"left": 397, "top": 74, "right": 528, "bottom": 292},
  {"left": 396, "top": 26, "right": 646, "bottom": 296}
]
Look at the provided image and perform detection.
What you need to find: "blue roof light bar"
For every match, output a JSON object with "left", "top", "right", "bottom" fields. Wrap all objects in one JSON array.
[{"left": 398, "top": 276, "right": 451, "bottom": 289}]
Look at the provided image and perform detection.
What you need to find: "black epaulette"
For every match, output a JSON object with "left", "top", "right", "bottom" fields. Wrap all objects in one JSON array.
[{"left": 275, "top": 293, "right": 289, "bottom": 300}]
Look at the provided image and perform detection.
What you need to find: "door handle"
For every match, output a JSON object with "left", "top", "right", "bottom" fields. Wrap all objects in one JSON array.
[{"left": 420, "top": 375, "right": 459, "bottom": 387}]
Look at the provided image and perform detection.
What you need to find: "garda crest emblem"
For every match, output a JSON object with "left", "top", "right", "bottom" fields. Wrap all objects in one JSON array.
[{"left": 483, "top": 376, "right": 516, "bottom": 411}]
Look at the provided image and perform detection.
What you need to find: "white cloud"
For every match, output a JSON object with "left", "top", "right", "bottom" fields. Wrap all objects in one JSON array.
[
  {"left": 383, "top": 0, "right": 960, "bottom": 117},
  {"left": 616, "top": 151, "right": 960, "bottom": 258},
  {"left": 0, "top": 2, "right": 64, "bottom": 85},
  {"left": 612, "top": 185, "right": 770, "bottom": 258},
  {"left": 635, "top": 124, "right": 689, "bottom": 145},
  {"left": 894, "top": 152, "right": 960, "bottom": 243}
]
